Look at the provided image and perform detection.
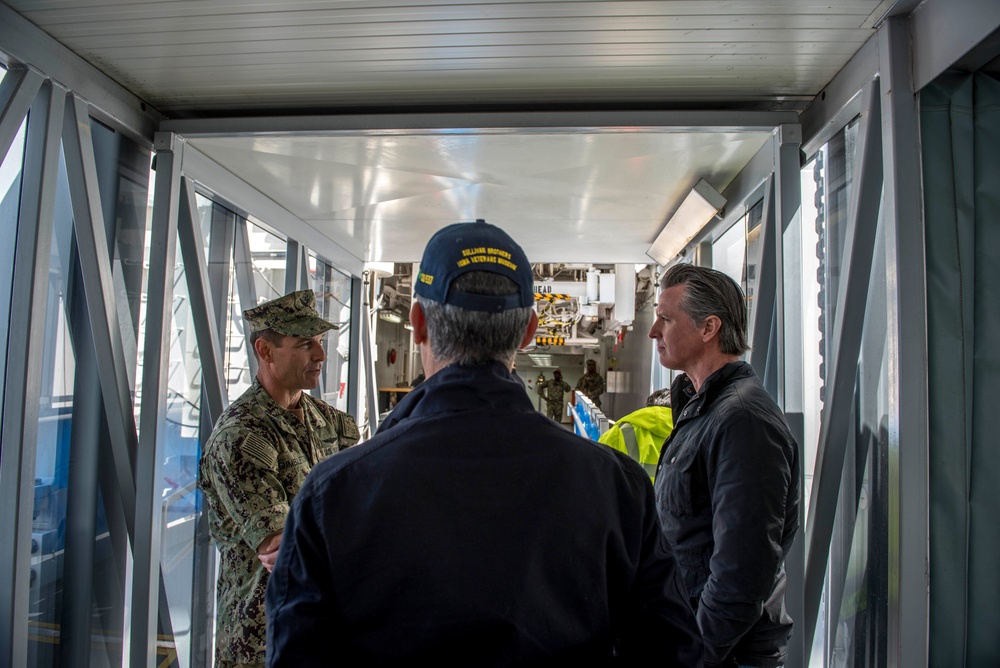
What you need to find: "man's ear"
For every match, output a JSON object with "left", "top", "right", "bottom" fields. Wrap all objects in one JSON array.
[
  {"left": 518, "top": 310, "right": 540, "bottom": 350},
  {"left": 253, "top": 336, "right": 272, "bottom": 362},
  {"left": 409, "top": 302, "right": 429, "bottom": 345},
  {"left": 700, "top": 314, "right": 723, "bottom": 343}
]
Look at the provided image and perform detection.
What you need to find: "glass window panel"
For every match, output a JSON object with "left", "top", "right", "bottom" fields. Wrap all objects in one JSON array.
[
  {"left": 28, "top": 147, "right": 80, "bottom": 667},
  {"left": 713, "top": 218, "right": 746, "bottom": 286},
  {"left": 159, "top": 234, "right": 204, "bottom": 668},
  {"left": 744, "top": 199, "right": 765, "bottom": 306},
  {"left": 799, "top": 156, "right": 826, "bottom": 521},
  {"left": 225, "top": 238, "right": 252, "bottom": 402},
  {"left": 803, "top": 113, "right": 887, "bottom": 668},
  {"left": 309, "top": 253, "right": 353, "bottom": 411},
  {"left": 195, "top": 192, "right": 213, "bottom": 262},
  {"left": 28, "top": 119, "right": 151, "bottom": 667},
  {"left": 818, "top": 118, "right": 859, "bottom": 398},
  {"left": 0, "top": 106, "right": 27, "bottom": 419},
  {"left": 245, "top": 218, "right": 285, "bottom": 305}
]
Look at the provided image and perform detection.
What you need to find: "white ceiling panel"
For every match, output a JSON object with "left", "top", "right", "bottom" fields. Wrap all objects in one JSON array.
[{"left": 189, "top": 129, "right": 771, "bottom": 264}]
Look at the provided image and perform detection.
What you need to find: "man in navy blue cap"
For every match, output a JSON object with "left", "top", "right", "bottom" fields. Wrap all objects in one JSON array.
[{"left": 266, "top": 221, "right": 703, "bottom": 666}]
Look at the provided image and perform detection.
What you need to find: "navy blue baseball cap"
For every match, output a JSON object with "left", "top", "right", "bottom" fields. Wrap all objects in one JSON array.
[{"left": 414, "top": 220, "right": 534, "bottom": 312}]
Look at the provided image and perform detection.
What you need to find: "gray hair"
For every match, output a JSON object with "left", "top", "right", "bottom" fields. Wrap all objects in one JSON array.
[
  {"left": 417, "top": 272, "right": 534, "bottom": 366},
  {"left": 660, "top": 264, "right": 749, "bottom": 356}
]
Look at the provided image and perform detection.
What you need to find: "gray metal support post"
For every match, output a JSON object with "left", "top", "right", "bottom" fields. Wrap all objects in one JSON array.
[
  {"left": 803, "top": 79, "right": 883, "bottom": 657},
  {"left": 774, "top": 124, "right": 803, "bottom": 405},
  {"left": 133, "top": 132, "right": 183, "bottom": 668},
  {"left": 347, "top": 275, "right": 363, "bottom": 419},
  {"left": 361, "top": 272, "right": 380, "bottom": 436},
  {"left": 0, "top": 79, "right": 62, "bottom": 668},
  {"left": 300, "top": 245, "right": 311, "bottom": 289},
  {"left": 178, "top": 177, "right": 228, "bottom": 427},
  {"left": 878, "top": 18, "right": 930, "bottom": 668},
  {"left": 285, "top": 238, "right": 302, "bottom": 294},
  {"left": 773, "top": 123, "right": 805, "bottom": 668},
  {"left": 202, "top": 202, "right": 236, "bottom": 435},
  {"left": 61, "top": 93, "right": 140, "bottom": 538},
  {"left": 234, "top": 215, "right": 259, "bottom": 378},
  {"left": 206, "top": 202, "right": 236, "bottom": 352},
  {"left": 749, "top": 175, "right": 776, "bottom": 381}
]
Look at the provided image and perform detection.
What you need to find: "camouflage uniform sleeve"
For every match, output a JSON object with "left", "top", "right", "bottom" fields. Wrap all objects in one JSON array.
[
  {"left": 595, "top": 374, "right": 606, "bottom": 396},
  {"left": 202, "top": 426, "right": 292, "bottom": 551}
]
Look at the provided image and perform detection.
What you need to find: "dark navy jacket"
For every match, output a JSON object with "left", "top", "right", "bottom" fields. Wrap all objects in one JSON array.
[
  {"left": 266, "top": 361, "right": 703, "bottom": 666},
  {"left": 655, "top": 362, "right": 799, "bottom": 668}
]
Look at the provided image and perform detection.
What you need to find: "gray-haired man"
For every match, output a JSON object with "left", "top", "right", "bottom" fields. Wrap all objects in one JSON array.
[
  {"left": 649, "top": 264, "right": 800, "bottom": 668},
  {"left": 267, "top": 220, "right": 702, "bottom": 666}
]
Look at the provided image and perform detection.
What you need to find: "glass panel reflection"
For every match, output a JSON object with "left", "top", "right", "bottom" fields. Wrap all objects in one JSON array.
[
  {"left": 0, "top": 102, "right": 26, "bottom": 419},
  {"left": 309, "top": 253, "right": 353, "bottom": 412},
  {"left": 713, "top": 217, "right": 746, "bottom": 287},
  {"left": 28, "top": 149, "right": 80, "bottom": 667},
  {"left": 245, "top": 218, "right": 286, "bottom": 305},
  {"left": 159, "top": 235, "right": 204, "bottom": 668}
]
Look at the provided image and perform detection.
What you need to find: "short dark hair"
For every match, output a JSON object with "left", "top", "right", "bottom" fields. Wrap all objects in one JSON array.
[
  {"left": 248, "top": 328, "right": 283, "bottom": 360},
  {"left": 418, "top": 271, "right": 533, "bottom": 366},
  {"left": 660, "top": 264, "right": 749, "bottom": 356}
]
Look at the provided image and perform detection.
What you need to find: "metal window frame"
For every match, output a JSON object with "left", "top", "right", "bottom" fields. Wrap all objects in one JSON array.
[
  {"left": 234, "top": 214, "right": 259, "bottom": 379},
  {"left": 131, "top": 131, "right": 182, "bottom": 668},
  {"left": 802, "top": 75, "right": 884, "bottom": 659},
  {"left": 878, "top": 18, "right": 929, "bottom": 668},
  {"left": 0, "top": 77, "right": 64, "bottom": 668},
  {"left": 178, "top": 175, "right": 228, "bottom": 428}
]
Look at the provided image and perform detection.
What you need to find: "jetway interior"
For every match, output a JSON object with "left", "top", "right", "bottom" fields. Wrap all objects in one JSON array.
[{"left": 2, "top": 1, "right": 1000, "bottom": 667}]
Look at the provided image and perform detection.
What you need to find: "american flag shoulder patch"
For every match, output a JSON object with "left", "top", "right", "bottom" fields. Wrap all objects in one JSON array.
[{"left": 240, "top": 433, "right": 278, "bottom": 470}]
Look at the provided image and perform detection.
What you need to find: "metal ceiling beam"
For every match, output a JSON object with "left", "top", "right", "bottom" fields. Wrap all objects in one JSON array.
[
  {"left": 910, "top": 0, "right": 1000, "bottom": 91},
  {"left": 0, "top": 2, "right": 160, "bottom": 145},
  {"left": 801, "top": 37, "right": 878, "bottom": 157},
  {"left": 160, "top": 110, "right": 799, "bottom": 137}
]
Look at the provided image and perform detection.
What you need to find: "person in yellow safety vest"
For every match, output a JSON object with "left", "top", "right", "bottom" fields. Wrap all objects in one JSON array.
[{"left": 598, "top": 388, "right": 673, "bottom": 481}]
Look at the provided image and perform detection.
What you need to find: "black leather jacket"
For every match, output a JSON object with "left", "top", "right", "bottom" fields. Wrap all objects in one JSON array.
[{"left": 654, "top": 362, "right": 799, "bottom": 668}]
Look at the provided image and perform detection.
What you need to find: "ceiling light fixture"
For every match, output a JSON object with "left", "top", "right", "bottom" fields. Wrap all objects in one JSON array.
[{"left": 646, "top": 179, "right": 727, "bottom": 266}]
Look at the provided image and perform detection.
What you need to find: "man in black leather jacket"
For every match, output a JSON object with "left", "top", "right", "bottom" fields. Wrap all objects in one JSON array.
[
  {"left": 266, "top": 221, "right": 703, "bottom": 666},
  {"left": 649, "top": 264, "right": 800, "bottom": 668}
]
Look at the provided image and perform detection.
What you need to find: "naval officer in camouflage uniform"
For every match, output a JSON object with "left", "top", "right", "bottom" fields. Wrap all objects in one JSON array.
[
  {"left": 536, "top": 368, "right": 571, "bottom": 421},
  {"left": 198, "top": 289, "right": 360, "bottom": 668},
  {"left": 575, "top": 358, "right": 607, "bottom": 408}
]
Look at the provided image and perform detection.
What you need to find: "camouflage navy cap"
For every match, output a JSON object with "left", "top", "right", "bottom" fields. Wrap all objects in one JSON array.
[{"left": 243, "top": 289, "right": 338, "bottom": 337}]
